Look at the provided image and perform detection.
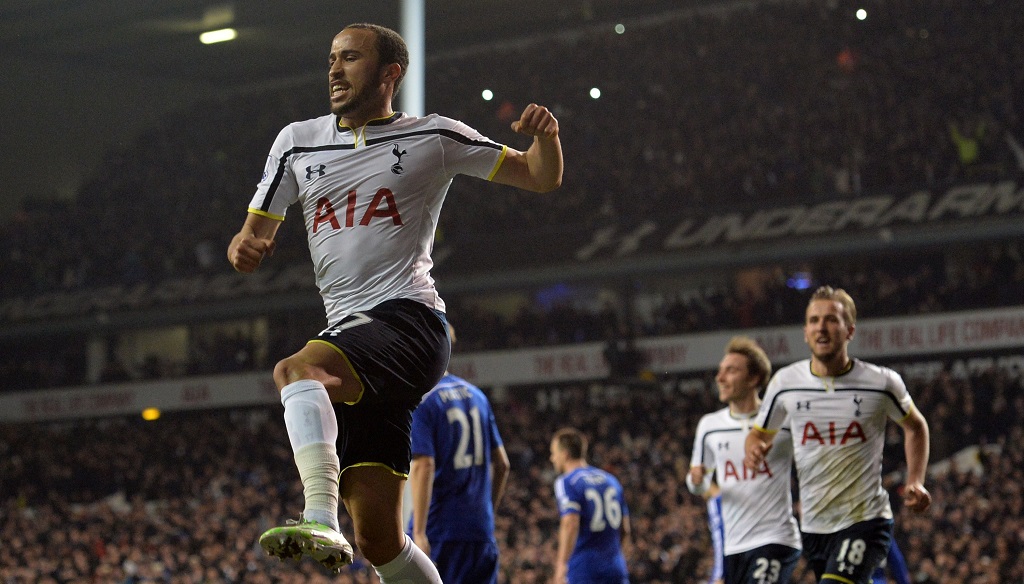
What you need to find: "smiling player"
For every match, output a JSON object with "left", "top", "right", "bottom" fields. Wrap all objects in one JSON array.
[
  {"left": 744, "top": 287, "right": 931, "bottom": 584},
  {"left": 688, "top": 337, "right": 801, "bottom": 584}
]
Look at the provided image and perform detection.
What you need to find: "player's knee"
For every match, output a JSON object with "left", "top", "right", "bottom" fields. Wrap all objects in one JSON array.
[{"left": 272, "top": 356, "right": 316, "bottom": 390}]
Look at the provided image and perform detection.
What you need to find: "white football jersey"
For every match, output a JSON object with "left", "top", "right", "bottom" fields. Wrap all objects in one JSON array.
[
  {"left": 248, "top": 112, "right": 507, "bottom": 324},
  {"left": 691, "top": 408, "right": 801, "bottom": 555},
  {"left": 753, "top": 359, "right": 915, "bottom": 534}
]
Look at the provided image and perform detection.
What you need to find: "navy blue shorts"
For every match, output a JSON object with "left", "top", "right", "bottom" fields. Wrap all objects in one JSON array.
[
  {"left": 432, "top": 540, "right": 499, "bottom": 584},
  {"left": 311, "top": 298, "right": 449, "bottom": 476},
  {"left": 724, "top": 543, "right": 801, "bottom": 584},
  {"left": 802, "top": 518, "right": 893, "bottom": 584}
]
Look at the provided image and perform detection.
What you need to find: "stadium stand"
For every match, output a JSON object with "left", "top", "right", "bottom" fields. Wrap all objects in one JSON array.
[
  {"left": 3, "top": 240, "right": 1021, "bottom": 389},
  {"left": 2, "top": 363, "right": 1022, "bottom": 582},
  {"left": 1, "top": 0, "right": 1021, "bottom": 298},
  {"left": 2, "top": 0, "right": 1024, "bottom": 581}
]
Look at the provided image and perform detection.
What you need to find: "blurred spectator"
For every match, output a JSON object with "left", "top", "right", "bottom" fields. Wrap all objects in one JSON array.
[
  {"left": 1, "top": 361, "right": 1021, "bottom": 583},
  {"left": 3, "top": 239, "right": 1024, "bottom": 391}
]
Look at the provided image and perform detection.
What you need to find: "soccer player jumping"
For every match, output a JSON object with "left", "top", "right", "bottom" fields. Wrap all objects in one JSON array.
[{"left": 228, "top": 23, "right": 561, "bottom": 584}]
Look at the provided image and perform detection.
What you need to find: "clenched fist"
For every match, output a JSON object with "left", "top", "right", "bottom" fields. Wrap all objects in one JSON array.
[{"left": 511, "top": 103, "right": 559, "bottom": 140}]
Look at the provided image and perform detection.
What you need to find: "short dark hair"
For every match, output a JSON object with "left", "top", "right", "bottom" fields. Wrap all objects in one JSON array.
[
  {"left": 552, "top": 427, "right": 588, "bottom": 460},
  {"left": 344, "top": 23, "right": 409, "bottom": 96}
]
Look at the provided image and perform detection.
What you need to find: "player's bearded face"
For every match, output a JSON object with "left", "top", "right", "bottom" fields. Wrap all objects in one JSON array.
[
  {"left": 330, "top": 66, "right": 386, "bottom": 117},
  {"left": 328, "top": 28, "right": 388, "bottom": 118}
]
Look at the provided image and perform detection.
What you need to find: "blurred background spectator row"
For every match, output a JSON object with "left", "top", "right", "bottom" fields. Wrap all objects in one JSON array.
[
  {"left": 3, "top": 239, "right": 1022, "bottom": 392},
  {"left": 2, "top": 362, "right": 1021, "bottom": 583}
]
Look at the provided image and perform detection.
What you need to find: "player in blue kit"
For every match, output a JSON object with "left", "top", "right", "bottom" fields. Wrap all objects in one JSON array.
[
  {"left": 873, "top": 538, "right": 910, "bottom": 584},
  {"left": 705, "top": 485, "right": 726, "bottom": 584},
  {"left": 407, "top": 358, "right": 510, "bottom": 584},
  {"left": 550, "top": 427, "right": 631, "bottom": 584}
]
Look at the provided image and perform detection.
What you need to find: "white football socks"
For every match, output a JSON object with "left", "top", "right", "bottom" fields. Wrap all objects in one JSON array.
[
  {"left": 373, "top": 534, "right": 443, "bottom": 584},
  {"left": 281, "top": 379, "right": 341, "bottom": 532}
]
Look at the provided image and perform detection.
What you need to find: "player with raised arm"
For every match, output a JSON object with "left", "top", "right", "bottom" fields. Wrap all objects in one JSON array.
[
  {"left": 689, "top": 336, "right": 801, "bottom": 584},
  {"left": 407, "top": 329, "right": 511, "bottom": 584},
  {"left": 744, "top": 287, "right": 931, "bottom": 584},
  {"left": 550, "top": 427, "right": 631, "bottom": 584},
  {"left": 227, "top": 23, "right": 561, "bottom": 584}
]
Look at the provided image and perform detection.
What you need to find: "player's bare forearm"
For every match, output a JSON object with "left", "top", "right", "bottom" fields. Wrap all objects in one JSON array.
[
  {"left": 900, "top": 407, "right": 932, "bottom": 511},
  {"left": 557, "top": 514, "right": 579, "bottom": 560},
  {"left": 686, "top": 466, "right": 708, "bottom": 495},
  {"left": 901, "top": 408, "right": 930, "bottom": 484},
  {"left": 554, "top": 514, "right": 580, "bottom": 582},
  {"left": 409, "top": 455, "right": 435, "bottom": 553},
  {"left": 492, "top": 446, "right": 511, "bottom": 509},
  {"left": 744, "top": 427, "right": 774, "bottom": 471},
  {"left": 523, "top": 132, "right": 563, "bottom": 192},
  {"left": 494, "top": 103, "right": 563, "bottom": 192},
  {"left": 620, "top": 514, "right": 633, "bottom": 557}
]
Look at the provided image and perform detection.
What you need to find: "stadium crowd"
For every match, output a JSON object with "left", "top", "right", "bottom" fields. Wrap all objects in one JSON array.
[
  {"left": 0, "top": 0, "right": 1021, "bottom": 300},
  {"left": 444, "top": 239, "right": 1024, "bottom": 351},
  {"left": 3, "top": 238, "right": 1021, "bottom": 392},
  {"left": 1, "top": 362, "right": 1022, "bottom": 583},
  {"left": 2, "top": 1, "right": 1023, "bottom": 579},
  {"left": 2, "top": 0, "right": 1022, "bottom": 391}
]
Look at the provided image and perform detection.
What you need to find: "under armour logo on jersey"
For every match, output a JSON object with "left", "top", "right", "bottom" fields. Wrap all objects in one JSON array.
[
  {"left": 305, "top": 164, "right": 327, "bottom": 181},
  {"left": 796, "top": 401, "right": 811, "bottom": 410},
  {"left": 853, "top": 396, "right": 863, "bottom": 417},
  {"left": 717, "top": 441, "right": 729, "bottom": 450},
  {"left": 391, "top": 143, "right": 408, "bottom": 174}
]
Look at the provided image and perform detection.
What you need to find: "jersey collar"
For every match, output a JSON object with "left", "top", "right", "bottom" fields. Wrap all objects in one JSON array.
[
  {"left": 727, "top": 408, "right": 758, "bottom": 421},
  {"left": 335, "top": 111, "right": 403, "bottom": 133},
  {"left": 809, "top": 358, "right": 855, "bottom": 378}
]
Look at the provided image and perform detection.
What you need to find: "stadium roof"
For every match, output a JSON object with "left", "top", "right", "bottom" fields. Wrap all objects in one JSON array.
[
  {"left": 0, "top": 0, "right": 688, "bottom": 217},
  {"left": 1, "top": 0, "right": 697, "bottom": 87}
]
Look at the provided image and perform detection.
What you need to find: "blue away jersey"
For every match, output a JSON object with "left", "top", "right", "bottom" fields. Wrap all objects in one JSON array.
[
  {"left": 409, "top": 374, "right": 503, "bottom": 542},
  {"left": 873, "top": 538, "right": 910, "bottom": 584},
  {"left": 554, "top": 466, "right": 629, "bottom": 583}
]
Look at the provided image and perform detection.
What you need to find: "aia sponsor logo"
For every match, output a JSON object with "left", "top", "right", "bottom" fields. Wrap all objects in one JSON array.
[
  {"left": 722, "top": 459, "right": 773, "bottom": 482},
  {"left": 800, "top": 420, "right": 867, "bottom": 445},
  {"left": 312, "top": 189, "right": 404, "bottom": 233}
]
